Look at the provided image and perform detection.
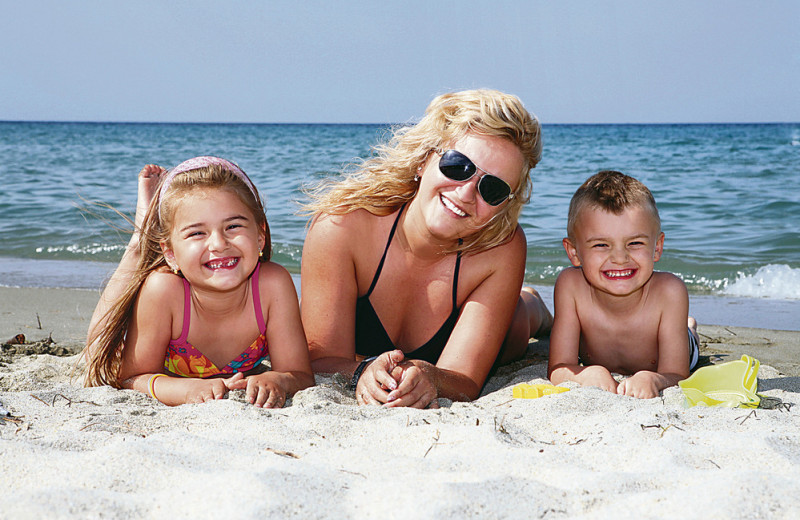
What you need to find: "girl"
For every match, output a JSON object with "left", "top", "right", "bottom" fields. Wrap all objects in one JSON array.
[{"left": 85, "top": 156, "right": 314, "bottom": 407}]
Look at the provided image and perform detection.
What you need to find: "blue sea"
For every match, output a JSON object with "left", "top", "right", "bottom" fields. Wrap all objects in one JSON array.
[{"left": 1, "top": 122, "right": 798, "bottom": 330}]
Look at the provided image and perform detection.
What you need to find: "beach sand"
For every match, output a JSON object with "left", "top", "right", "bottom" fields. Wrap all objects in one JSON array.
[{"left": 2, "top": 286, "right": 799, "bottom": 518}]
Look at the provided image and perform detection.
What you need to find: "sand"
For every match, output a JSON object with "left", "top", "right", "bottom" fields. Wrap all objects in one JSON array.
[{"left": 2, "top": 286, "right": 800, "bottom": 519}]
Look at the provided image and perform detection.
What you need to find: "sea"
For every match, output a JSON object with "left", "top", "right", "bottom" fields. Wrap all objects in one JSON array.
[{"left": 0, "top": 122, "right": 798, "bottom": 330}]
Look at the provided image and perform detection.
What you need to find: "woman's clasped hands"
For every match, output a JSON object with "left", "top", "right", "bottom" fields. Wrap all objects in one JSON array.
[{"left": 355, "top": 350, "right": 440, "bottom": 409}]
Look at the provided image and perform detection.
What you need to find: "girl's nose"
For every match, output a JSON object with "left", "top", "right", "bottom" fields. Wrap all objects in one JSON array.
[{"left": 208, "top": 230, "right": 228, "bottom": 251}]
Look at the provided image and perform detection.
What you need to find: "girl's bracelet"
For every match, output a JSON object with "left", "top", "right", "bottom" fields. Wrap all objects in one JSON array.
[{"left": 148, "top": 374, "right": 168, "bottom": 401}]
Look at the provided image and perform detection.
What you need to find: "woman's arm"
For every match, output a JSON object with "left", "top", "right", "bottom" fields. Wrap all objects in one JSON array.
[{"left": 300, "top": 214, "right": 364, "bottom": 377}]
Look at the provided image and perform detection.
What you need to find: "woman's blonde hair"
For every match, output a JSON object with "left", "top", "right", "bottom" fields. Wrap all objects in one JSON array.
[
  {"left": 84, "top": 160, "right": 270, "bottom": 388},
  {"left": 303, "top": 89, "right": 542, "bottom": 254}
]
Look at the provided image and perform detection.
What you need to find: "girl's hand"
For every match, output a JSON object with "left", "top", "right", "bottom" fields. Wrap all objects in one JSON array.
[
  {"left": 183, "top": 373, "right": 243, "bottom": 404},
  {"left": 228, "top": 372, "right": 288, "bottom": 408}
]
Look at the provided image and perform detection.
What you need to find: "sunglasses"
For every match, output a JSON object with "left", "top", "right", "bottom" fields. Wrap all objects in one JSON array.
[{"left": 436, "top": 149, "right": 515, "bottom": 206}]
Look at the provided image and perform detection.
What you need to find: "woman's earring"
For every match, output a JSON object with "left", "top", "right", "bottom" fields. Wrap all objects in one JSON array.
[{"left": 414, "top": 165, "right": 422, "bottom": 182}]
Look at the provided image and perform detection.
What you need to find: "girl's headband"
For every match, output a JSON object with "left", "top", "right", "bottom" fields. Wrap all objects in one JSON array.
[{"left": 157, "top": 156, "right": 259, "bottom": 219}]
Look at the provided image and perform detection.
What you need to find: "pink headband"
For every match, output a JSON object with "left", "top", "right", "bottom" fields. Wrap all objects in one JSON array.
[{"left": 158, "top": 156, "right": 259, "bottom": 219}]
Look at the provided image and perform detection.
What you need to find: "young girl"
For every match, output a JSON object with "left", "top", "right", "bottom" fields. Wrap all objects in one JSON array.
[{"left": 85, "top": 156, "right": 314, "bottom": 407}]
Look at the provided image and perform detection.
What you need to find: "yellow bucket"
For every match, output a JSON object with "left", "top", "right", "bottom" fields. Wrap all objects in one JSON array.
[
  {"left": 512, "top": 383, "right": 570, "bottom": 399},
  {"left": 678, "top": 355, "right": 761, "bottom": 408}
]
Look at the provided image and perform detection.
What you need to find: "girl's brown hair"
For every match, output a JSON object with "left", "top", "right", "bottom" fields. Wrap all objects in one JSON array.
[{"left": 84, "top": 162, "right": 269, "bottom": 388}]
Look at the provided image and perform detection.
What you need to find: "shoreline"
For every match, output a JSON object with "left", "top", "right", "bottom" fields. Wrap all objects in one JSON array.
[{"left": 2, "top": 285, "right": 800, "bottom": 377}]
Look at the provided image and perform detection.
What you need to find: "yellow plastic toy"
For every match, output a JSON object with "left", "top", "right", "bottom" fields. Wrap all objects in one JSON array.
[
  {"left": 512, "top": 383, "right": 570, "bottom": 399},
  {"left": 678, "top": 355, "right": 761, "bottom": 408}
]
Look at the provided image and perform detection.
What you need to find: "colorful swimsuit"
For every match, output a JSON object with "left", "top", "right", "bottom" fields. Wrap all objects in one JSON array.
[{"left": 164, "top": 263, "right": 269, "bottom": 377}]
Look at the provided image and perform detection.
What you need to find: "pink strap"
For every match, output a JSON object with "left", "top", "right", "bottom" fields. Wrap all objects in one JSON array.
[
  {"left": 174, "top": 278, "right": 192, "bottom": 345},
  {"left": 252, "top": 262, "right": 266, "bottom": 333}
]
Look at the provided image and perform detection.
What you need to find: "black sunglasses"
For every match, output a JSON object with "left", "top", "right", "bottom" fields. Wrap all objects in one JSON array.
[{"left": 436, "top": 149, "right": 515, "bottom": 206}]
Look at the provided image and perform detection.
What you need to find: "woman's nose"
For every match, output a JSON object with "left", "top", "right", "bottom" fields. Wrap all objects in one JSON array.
[{"left": 454, "top": 175, "right": 479, "bottom": 203}]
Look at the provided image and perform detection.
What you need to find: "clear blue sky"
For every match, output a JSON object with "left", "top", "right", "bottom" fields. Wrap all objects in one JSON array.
[{"left": 3, "top": 1, "right": 799, "bottom": 124}]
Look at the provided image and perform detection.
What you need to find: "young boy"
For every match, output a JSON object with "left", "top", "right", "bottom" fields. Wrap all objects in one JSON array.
[{"left": 547, "top": 171, "right": 699, "bottom": 399}]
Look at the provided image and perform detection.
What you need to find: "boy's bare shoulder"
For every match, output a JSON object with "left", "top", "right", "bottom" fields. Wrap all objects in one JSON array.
[
  {"left": 650, "top": 271, "right": 688, "bottom": 296},
  {"left": 555, "top": 266, "right": 586, "bottom": 289}
]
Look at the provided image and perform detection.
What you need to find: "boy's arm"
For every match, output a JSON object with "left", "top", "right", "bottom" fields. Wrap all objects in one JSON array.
[
  {"left": 617, "top": 274, "right": 691, "bottom": 398},
  {"left": 548, "top": 269, "right": 618, "bottom": 392}
]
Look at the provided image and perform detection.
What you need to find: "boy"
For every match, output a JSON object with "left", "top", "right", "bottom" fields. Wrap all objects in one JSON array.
[{"left": 547, "top": 171, "right": 699, "bottom": 399}]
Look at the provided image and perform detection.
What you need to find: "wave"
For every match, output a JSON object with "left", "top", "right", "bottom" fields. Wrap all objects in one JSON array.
[{"left": 722, "top": 264, "right": 800, "bottom": 300}]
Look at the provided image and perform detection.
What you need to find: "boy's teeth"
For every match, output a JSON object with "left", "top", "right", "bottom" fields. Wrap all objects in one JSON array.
[
  {"left": 441, "top": 196, "right": 466, "bottom": 216},
  {"left": 606, "top": 270, "right": 633, "bottom": 278}
]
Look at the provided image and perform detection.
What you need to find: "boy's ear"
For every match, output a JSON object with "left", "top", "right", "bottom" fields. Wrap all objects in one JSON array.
[
  {"left": 653, "top": 232, "right": 665, "bottom": 262},
  {"left": 563, "top": 238, "right": 582, "bottom": 267}
]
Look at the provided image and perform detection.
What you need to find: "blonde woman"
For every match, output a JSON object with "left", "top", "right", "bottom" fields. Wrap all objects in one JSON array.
[{"left": 302, "top": 89, "right": 552, "bottom": 408}]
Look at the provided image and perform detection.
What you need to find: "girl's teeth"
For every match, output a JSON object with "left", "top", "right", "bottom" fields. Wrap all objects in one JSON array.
[{"left": 207, "top": 258, "right": 238, "bottom": 268}]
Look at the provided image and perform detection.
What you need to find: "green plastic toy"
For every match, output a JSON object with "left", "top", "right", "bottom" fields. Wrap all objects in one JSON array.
[{"left": 678, "top": 355, "right": 761, "bottom": 408}]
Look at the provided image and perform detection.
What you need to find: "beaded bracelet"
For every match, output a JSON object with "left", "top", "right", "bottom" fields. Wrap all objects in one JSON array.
[{"left": 148, "top": 374, "right": 168, "bottom": 401}]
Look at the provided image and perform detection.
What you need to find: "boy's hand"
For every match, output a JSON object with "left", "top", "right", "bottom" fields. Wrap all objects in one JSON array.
[
  {"left": 578, "top": 365, "right": 619, "bottom": 393},
  {"left": 617, "top": 371, "right": 661, "bottom": 399}
]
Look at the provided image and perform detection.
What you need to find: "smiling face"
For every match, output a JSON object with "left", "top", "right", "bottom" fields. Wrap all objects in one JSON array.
[
  {"left": 162, "top": 187, "right": 265, "bottom": 291},
  {"left": 563, "top": 204, "right": 664, "bottom": 297},
  {"left": 415, "top": 133, "right": 524, "bottom": 243}
]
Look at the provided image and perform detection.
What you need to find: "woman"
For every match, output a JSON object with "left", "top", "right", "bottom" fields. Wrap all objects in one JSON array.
[{"left": 301, "top": 89, "right": 551, "bottom": 409}]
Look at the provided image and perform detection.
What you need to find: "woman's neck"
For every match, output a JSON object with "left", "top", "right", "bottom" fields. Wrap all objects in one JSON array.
[{"left": 399, "top": 201, "right": 458, "bottom": 262}]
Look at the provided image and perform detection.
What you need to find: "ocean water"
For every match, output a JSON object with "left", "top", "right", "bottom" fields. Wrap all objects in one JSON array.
[{"left": 1, "top": 122, "right": 798, "bottom": 328}]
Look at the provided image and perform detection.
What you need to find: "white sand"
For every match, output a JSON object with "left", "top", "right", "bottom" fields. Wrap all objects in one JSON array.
[{"left": 2, "top": 344, "right": 800, "bottom": 519}]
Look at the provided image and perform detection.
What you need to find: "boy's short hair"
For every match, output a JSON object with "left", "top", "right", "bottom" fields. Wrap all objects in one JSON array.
[{"left": 567, "top": 170, "right": 660, "bottom": 239}]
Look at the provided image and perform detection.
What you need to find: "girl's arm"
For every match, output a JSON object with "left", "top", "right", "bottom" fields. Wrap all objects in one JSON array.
[
  {"left": 240, "top": 262, "right": 314, "bottom": 408},
  {"left": 119, "top": 271, "right": 240, "bottom": 406}
]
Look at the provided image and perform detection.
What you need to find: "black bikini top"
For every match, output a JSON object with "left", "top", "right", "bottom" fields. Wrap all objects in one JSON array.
[{"left": 354, "top": 205, "right": 462, "bottom": 364}]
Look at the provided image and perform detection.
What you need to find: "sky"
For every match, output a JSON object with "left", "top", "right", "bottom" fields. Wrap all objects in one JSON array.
[{"left": 3, "top": 1, "right": 799, "bottom": 124}]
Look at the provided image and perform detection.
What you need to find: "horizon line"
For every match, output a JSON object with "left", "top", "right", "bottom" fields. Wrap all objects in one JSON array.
[{"left": 1, "top": 119, "right": 799, "bottom": 126}]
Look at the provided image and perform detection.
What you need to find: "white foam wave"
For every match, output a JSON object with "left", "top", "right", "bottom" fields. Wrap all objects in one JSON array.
[{"left": 723, "top": 264, "right": 800, "bottom": 300}]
